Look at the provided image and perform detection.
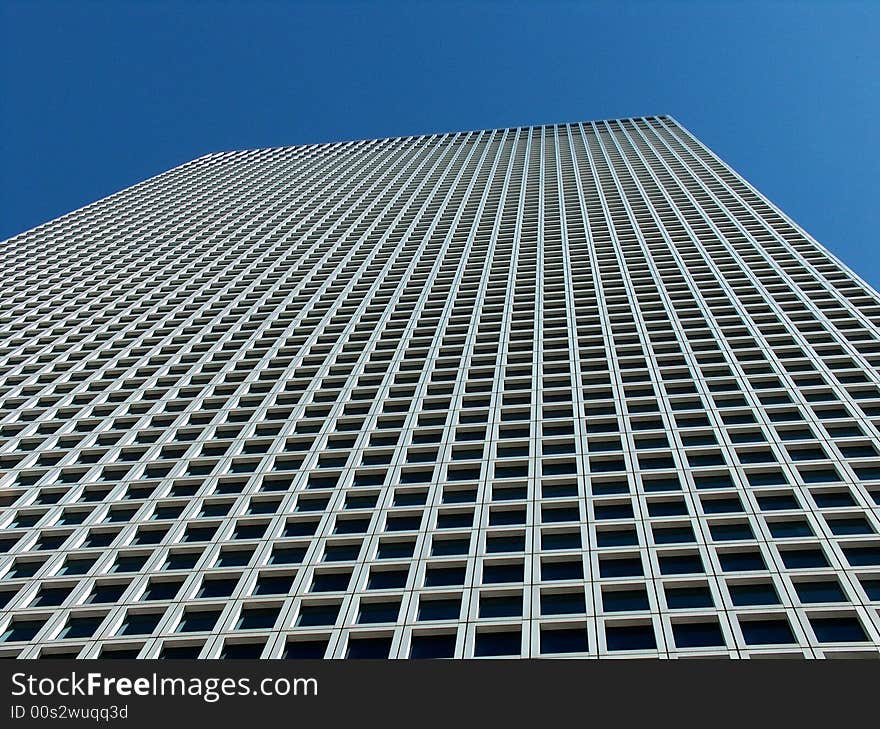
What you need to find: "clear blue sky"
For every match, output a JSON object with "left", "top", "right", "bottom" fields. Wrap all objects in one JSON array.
[{"left": 2, "top": 1, "right": 879, "bottom": 286}]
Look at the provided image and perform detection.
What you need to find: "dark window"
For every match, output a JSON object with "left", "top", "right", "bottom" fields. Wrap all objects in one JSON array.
[
  {"left": 367, "top": 570, "right": 408, "bottom": 590},
  {"left": 541, "top": 560, "right": 583, "bottom": 581},
  {"left": 255, "top": 574, "right": 295, "bottom": 595},
  {"left": 659, "top": 554, "right": 704, "bottom": 574},
  {"left": 795, "top": 581, "right": 848, "bottom": 603},
  {"left": 647, "top": 500, "right": 688, "bottom": 517},
  {"left": 284, "top": 639, "right": 328, "bottom": 659},
  {"left": 843, "top": 546, "right": 880, "bottom": 566},
  {"left": 100, "top": 647, "right": 142, "bottom": 659},
  {"left": 740, "top": 619, "right": 796, "bottom": 645},
  {"left": 346, "top": 636, "right": 391, "bottom": 659},
  {"left": 653, "top": 526, "right": 696, "bottom": 544},
  {"left": 756, "top": 494, "right": 800, "bottom": 511},
  {"left": 605, "top": 624, "right": 656, "bottom": 651},
  {"left": 160, "top": 644, "right": 203, "bottom": 659},
  {"left": 710, "top": 522, "right": 754, "bottom": 541},
  {"left": 221, "top": 642, "right": 265, "bottom": 659},
  {"left": 672, "top": 621, "right": 725, "bottom": 648},
  {"left": 236, "top": 607, "right": 279, "bottom": 630},
  {"left": 780, "top": 548, "right": 828, "bottom": 569},
  {"left": 486, "top": 534, "right": 526, "bottom": 552},
  {"left": 474, "top": 630, "right": 521, "bottom": 656},
  {"left": 812, "top": 491, "right": 855, "bottom": 508},
  {"left": 324, "top": 543, "right": 361, "bottom": 561},
  {"left": 60, "top": 616, "right": 103, "bottom": 639},
  {"left": 861, "top": 578, "right": 880, "bottom": 600},
  {"left": 665, "top": 585, "right": 714, "bottom": 609},
  {"left": 809, "top": 617, "right": 867, "bottom": 643},
  {"left": 1, "top": 619, "right": 45, "bottom": 643},
  {"left": 431, "top": 538, "right": 470, "bottom": 556},
  {"left": 88, "top": 583, "right": 127, "bottom": 604},
  {"left": 198, "top": 578, "right": 238, "bottom": 598},
  {"left": 119, "top": 612, "right": 162, "bottom": 635},
  {"left": 483, "top": 563, "right": 524, "bottom": 584},
  {"left": 297, "top": 604, "right": 340, "bottom": 627},
  {"left": 424, "top": 566, "right": 465, "bottom": 587},
  {"left": 409, "top": 634, "right": 456, "bottom": 659},
  {"left": 271, "top": 546, "right": 307, "bottom": 564},
  {"left": 541, "top": 627, "right": 588, "bottom": 654},
  {"left": 541, "top": 531, "right": 582, "bottom": 550},
  {"left": 177, "top": 610, "right": 221, "bottom": 632},
  {"left": 233, "top": 523, "right": 267, "bottom": 540},
  {"left": 603, "top": 589, "right": 650, "bottom": 612},
  {"left": 826, "top": 516, "right": 873, "bottom": 535},
  {"left": 599, "top": 557, "right": 643, "bottom": 578},
  {"left": 701, "top": 497, "right": 743, "bottom": 514},
  {"left": 377, "top": 541, "right": 415, "bottom": 559},
  {"left": 418, "top": 598, "right": 461, "bottom": 621},
  {"left": 595, "top": 503, "right": 633, "bottom": 520},
  {"left": 311, "top": 572, "right": 351, "bottom": 592},
  {"left": 112, "top": 554, "right": 148, "bottom": 573},
  {"left": 767, "top": 520, "right": 813, "bottom": 538},
  {"left": 165, "top": 552, "right": 199, "bottom": 570},
  {"left": 479, "top": 595, "right": 522, "bottom": 618},
  {"left": 216, "top": 550, "right": 253, "bottom": 567},
  {"left": 596, "top": 529, "right": 638, "bottom": 547},
  {"left": 142, "top": 581, "right": 182, "bottom": 601},
  {"left": 386, "top": 515, "right": 422, "bottom": 531},
  {"left": 729, "top": 583, "right": 779, "bottom": 606},
  {"left": 540, "top": 591, "right": 586, "bottom": 615},
  {"left": 59, "top": 558, "right": 95, "bottom": 575},
  {"left": 719, "top": 551, "right": 766, "bottom": 572},
  {"left": 358, "top": 601, "right": 400, "bottom": 624},
  {"left": 33, "top": 586, "right": 72, "bottom": 607}
]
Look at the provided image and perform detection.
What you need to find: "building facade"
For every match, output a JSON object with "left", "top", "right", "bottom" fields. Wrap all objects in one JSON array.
[{"left": 1, "top": 116, "right": 879, "bottom": 658}]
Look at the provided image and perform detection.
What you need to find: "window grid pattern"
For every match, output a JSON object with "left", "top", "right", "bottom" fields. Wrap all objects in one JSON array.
[{"left": 1, "top": 116, "right": 880, "bottom": 659}]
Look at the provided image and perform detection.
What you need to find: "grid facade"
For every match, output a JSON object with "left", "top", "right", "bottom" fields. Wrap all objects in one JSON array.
[{"left": 2, "top": 115, "right": 880, "bottom": 659}]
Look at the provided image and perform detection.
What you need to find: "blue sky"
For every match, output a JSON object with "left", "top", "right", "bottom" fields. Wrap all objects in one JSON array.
[{"left": 2, "top": 0, "right": 879, "bottom": 286}]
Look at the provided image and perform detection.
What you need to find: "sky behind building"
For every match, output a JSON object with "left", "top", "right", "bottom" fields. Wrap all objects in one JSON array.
[{"left": 1, "top": 1, "right": 879, "bottom": 286}]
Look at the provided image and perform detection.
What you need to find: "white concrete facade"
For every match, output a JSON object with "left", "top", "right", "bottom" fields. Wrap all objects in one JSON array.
[{"left": 1, "top": 116, "right": 879, "bottom": 658}]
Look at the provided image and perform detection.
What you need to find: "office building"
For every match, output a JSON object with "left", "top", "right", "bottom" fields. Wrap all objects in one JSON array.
[{"left": 1, "top": 116, "right": 879, "bottom": 658}]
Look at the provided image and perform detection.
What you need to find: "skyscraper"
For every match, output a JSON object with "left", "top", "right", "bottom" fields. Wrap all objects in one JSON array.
[{"left": 1, "top": 115, "right": 879, "bottom": 659}]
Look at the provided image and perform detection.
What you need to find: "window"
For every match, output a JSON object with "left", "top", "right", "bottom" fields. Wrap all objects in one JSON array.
[
  {"left": 236, "top": 607, "right": 279, "bottom": 630},
  {"left": 479, "top": 594, "right": 522, "bottom": 618},
  {"left": 540, "top": 591, "right": 586, "bottom": 615},
  {"left": 540, "top": 627, "right": 588, "bottom": 654},
  {"left": 474, "top": 630, "right": 521, "bottom": 657},
  {"left": 739, "top": 618, "right": 796, "bottom": 645},
  {"left": 346, "top": 636, "right": 392, "bottom": 659},
  {"left": 297, "top": 604, "right": 340, "bottom": 627},
  {"left": 60, "top": 615, "right": 104, "bottom": 640},
  {"left": 358, "top": 601, "right": 400, "bottom": 624},
  {"left": 603, "top": 588, "right": 650, "bottom": 612},
  {"left": 88, "top": 583, "right": 128, "bottom": 604},
  {"left": 1, "top": 619, "right": 45, "bottom": 643},
  {"left": 284, "top": 639, "right": 328, "bottom": 659},
  {"left": 137, "top": 580, "right": 179, "bottom": 603},
  {"left": 672, "top": 621, "right": 725, "bottom": 648},
  {"left": 221, "top": 642, "right": 265, "bottom": 659},
  {"left": 418, "top": 598, "right": 460, "bottom": 622},
  {"left": 119, "top": 612, "right": 163, "bottom": 636},
  {"left": 794, "top": 581, "right": 848, "bottom": 603},
  {"left": 605, "top": 624, "right": 656, "bottom": 651},
  {"left": 729, "top": 582, "right": 779, "bottom": 606},
  {"left": 409, "top": 633, "right": 457, "bottom": 659},
  {"left": 809, "top": 617, "right": 867, "bottom": 643},
  {"left": 665, "top": 585, "right": 714, "bottom": 609},
  {"left": 177, "top": 610, "right": 221, "bottom": 633}
]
